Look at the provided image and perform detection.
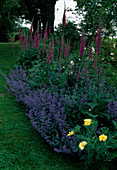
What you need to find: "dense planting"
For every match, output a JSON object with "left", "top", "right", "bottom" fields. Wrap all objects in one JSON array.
[{"left": 1, "top": 21, "right": 117, "bottom": 165}]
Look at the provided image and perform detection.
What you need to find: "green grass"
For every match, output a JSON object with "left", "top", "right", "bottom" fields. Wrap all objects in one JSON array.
[{"left": 0, "top": 42, "right": 116, "bottom": 170}]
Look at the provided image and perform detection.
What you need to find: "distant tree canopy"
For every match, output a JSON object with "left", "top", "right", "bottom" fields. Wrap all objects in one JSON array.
[
  {"left": 0, "top": 0, "right": 20, "bottom": 41},
  {"left": 0, "top": 0, "right": 58, "bottom": 41},
  {"left": 74, "top": 0, "right": 117, "bottom": 39}
]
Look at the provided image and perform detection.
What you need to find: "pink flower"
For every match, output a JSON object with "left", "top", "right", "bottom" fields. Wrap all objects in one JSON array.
[
  {"left": 41, "top": 30, "right": 43, "bottom": 38},
  {"left": 60, "top": 36, "right": 64, "bottom": 54},
  {"left": 43, "top": 40, "right": 45, "bottom": 53},
  {"left": 19, "top": 28, "right": 23, "bottom": 46},
  {"left": 64, "top": 47, "right": 67, "bottom": 58},
  {"left": 84, "top": 69, "right": 88, "bottom": 74},
  {"left": 72, "top": 65, "right": 74, "bottom": 74},
  {"left": 100, "top": 65, "right": 103, "bottom": 75},
  {"left": 11, "top": 41, "right": 13, "bottom": 48},
  {"left": 68, "top": 42, "right": 70, "bottom": 53},
  {"left": 97, "top": 21, "right": 102, "bottom": 55},
  {"left": 30, "top": 21, "right": 33, "bottom": 42},
  {"left": 23, "top": 37, "right": 26, "bottom": 49},
  {"left": 49, "top": 60, "right": 51, "bottom": 64},
  {"left": 93, "top": 58, "right": 97, "bottom": 68},
  {"left": 77, "top": 71, "right": 80, "bottom": 81},
  {"left": 26, "top": 34, "right": 29, "bottom": 50},
  {"left": 50, "top": 38, "right": 54, "bottom": 60},
  {"left": 46, "top": 53, "right": 50, "bottom": 63},
  {"left": 62, "top": 3, "right": 66, "bottom": 27},
  {"left": 30, "top": 21, "right": 33, "bottom": 33},
  {"left": 35, "top": 29, "right": 40, "bottom": 49},
  {"left": 89, "top": 47, "right": 92, "bottom": 60},
  {"left": 44, "top": 27, "right": 48, "bottom": 41},
  {"left": 80, "top": 34, "right": 85, "bottom": 56}
]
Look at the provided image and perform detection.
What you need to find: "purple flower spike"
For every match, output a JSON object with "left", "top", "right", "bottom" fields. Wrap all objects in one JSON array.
[{"left": 80, "top": 34, "right": 85, "bottom": 56}]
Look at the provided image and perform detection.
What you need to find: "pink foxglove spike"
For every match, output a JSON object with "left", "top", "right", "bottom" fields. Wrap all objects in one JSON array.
[
  {"left": 80, "top": 34, "right": 85, "bottom": 56},
  {"left": 89, "top": 47, "right": 92, "bottom": 60},
  {"left": 84, "top": 69, "right": 88, "bottom": 74},
  {"left": 62, "top": 1, "right": 66, "bottom": 27},
  {"left": 100, "top": 65, "right": 103, "bottom": 75},
  {"left": 30, "top": 21, "right": 33, "bottom": 42},
  {"left": 77, "top": 71, "right": 80, "bottom": 82},
  {"left": 97, "top": 21, "right": 102, "bottom": 55},
  {"left": 43, "top": 40, "right": 45, "bottom": 53},
  {"left": 11, "top": 41, "right": 13, "bottom": 48}
]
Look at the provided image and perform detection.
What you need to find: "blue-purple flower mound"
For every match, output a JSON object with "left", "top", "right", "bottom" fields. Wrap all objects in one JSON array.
[
  {"left": 0, "top": 66, "right": 117, "bottom": 157},
  {"left": 1, "top": 67, "right": 80, "bottom": 156}
]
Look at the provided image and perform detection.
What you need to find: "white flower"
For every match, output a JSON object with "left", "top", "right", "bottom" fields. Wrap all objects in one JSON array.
[
  {"left": 92, "top": 47, "right": 95, "bottom": 53},
  {"left": 110, "top": 53, "right": 115, "bottom": 56},
  {"left": 69, "top": 71, "right": 73, "bottom": 75},
  {"left": 111, "top": 57, "right": 115, "bottom": 60},
  {"left": 97, "top": 3, "right": 101, "bottom": 6},
  {"left": 113, "top": 44, "right": 116, "bottom": 48},
  {"left": 70, "top": 61, "right": 74, "bottom": 66}
]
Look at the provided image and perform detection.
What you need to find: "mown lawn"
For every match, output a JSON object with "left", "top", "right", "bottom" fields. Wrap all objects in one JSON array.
[{"left": 0, "top": 42, "right": 116, "bottom": 170}]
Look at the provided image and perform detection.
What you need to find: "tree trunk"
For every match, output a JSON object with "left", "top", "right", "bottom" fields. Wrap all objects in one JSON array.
[{"left": 40, "top": 0, "right": 56, "bottom": 35}]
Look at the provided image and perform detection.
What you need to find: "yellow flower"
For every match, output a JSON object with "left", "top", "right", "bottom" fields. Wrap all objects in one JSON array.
[
  {"left": 79, "top": 141, "right": 87, "bottom": 150},
  {"left": 84, "top": 119, "right": 92, "bottom": 126},
  {"left": 89, "top": 109, "right": 91, "bottom": 111},
  {"left": 67, "top": 131, "right": 74, "bottom": 136},
  {"left": 99, "top": 134, "right": 107, "bottom": 141}
]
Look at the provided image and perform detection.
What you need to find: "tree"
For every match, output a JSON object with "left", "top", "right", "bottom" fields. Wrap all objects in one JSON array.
[
  {"left": 0, "top": 0, "right": 58, "bottom": 41},
  {"left": 18, "top": 0, "right": 58, "bottom": 34},
  {"left": 0, "top": 0, "right": 20, "bottom": 41},
  {"left": 74, "top": 0, "right": 117, "bottom": 40}
]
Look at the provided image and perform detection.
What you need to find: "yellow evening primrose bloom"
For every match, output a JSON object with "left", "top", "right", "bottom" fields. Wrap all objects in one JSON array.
[
  {"left": 89, "top": 109, "right": 91, "bottom": 111},
  {"left": 79, "top": 141, "right": 87, "bottom": 150},
  {"left": 67, "top": 131, "right": 74, "bottom": 136},
  {"left": 99, "top": 134, "right": 107, "bottom": 141},
  {"left": 84, "top": 119, "right": 92, "bottom": 126}
]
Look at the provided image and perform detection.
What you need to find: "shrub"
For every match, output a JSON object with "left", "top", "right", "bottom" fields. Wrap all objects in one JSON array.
[{"left": 55, "top": 21, "right": 80, "bottom": 51}]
